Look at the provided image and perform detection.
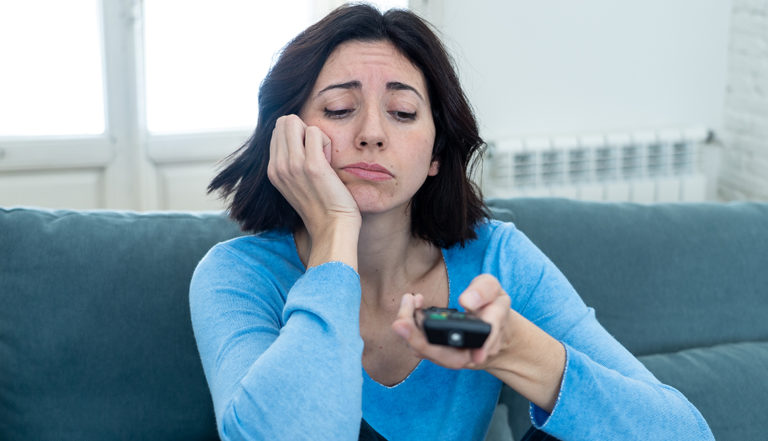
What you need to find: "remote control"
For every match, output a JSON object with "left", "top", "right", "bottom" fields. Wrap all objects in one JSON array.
[{"left": 418, "top": 307, "right": 491, "bottom": 348}]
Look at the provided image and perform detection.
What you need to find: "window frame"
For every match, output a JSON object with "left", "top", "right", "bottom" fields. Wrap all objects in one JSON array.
[
  {"left": 0, "top": 0, "right": 420, "bottom": 188},
  {"left": 0, "top": 0, "right": 248, "bottom": 173}
]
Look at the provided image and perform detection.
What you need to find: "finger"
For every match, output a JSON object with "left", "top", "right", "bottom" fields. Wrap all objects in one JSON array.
[
  {"left": 392, "top": 319, "right": 472, "bottom": 369},
  {"left": 304, "top": 126, "right": 333, "bottom": 172},
  {"left": 395, "top": 293, "right": 416, "bottom": 322},
  {"left": 270, "top": 116, "right": 294, "bottom": 175},
  {"left": 269, "top": 116, "right": 294, "bottom": 185},
  {"left": 459, "top": 274, "right": 503, "bottom": 313},
  {"left": 405, "top": 328, "right": 473, "bottom": 370},
  {"left": 392, "top": 293, "right": 418, "bottom": 339},
  {"left": 268, "top": 125, "right": 280, "bottom": 184},
  {"left": 283, "top": 114, "right": 308, "bottom": 164},
  {"left": 394, "top": 293, "right": 424, "bottom": 330},
  {"left": 392, "top": 294, "right": 473, "bottom": 370},
  {"left": 304, "top": 126, "right": 333, "bottom": 168},
  {"left": 322, "top": 130, "right": 332, "bottom": 163},
  {"left": 471, "top": 295, "right": 512, "bottom": 364}
]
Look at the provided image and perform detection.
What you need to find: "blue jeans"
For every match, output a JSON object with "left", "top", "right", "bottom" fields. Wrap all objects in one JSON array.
[
  {"left": 358, "top": 419, "right": 387, "bottom": 441},
  {"left": 519, "top": 426, "right": 560, "bottom": 441},
  {"left": 358, "top": 420, "right": 559, "bottom": 441}
]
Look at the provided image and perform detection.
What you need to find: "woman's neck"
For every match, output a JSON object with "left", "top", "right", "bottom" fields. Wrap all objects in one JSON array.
[
  {"left": 294, "top": 208, "right": 442, "bottom": 312},
  {"left": 357, "top": 213, "right": 437, "bottom": 304}
]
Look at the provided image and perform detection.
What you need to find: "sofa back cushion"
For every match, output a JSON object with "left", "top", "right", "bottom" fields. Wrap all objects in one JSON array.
[
  {"left": 3, "top": 199, "right": 767, "bottom": 441},
  {"left": 487, "top": 198, "right": 768, "bottom": 441},
  {"left": 486, "top": 198, "right": 768, "bottom": 355},
  {"left": 0, "top": 208, "right": 242, "bottom": 441}
]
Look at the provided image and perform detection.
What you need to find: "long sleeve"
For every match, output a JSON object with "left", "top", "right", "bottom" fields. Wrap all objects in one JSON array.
[
  {"left": 487, "top": 222, "right": 714, "bottom": 440},
  {"left": 189, "top": 240, "right": 365, "bottom": 441}
]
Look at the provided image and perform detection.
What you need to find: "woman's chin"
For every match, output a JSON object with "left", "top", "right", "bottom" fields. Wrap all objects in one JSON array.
[
  {"left": 350, "top": 188, "right": 407, "bottom": 217},
  {"left": 354, "top": 199, "right": 390, "bottom": 215}
]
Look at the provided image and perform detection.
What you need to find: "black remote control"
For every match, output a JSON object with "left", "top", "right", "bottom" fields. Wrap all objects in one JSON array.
[{"left": 418, "top": 307, "right": 491, "bottom": 348}]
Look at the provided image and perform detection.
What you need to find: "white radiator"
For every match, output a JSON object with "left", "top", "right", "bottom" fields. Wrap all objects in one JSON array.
[{"left": 482, "top": 127, "right": 711, "bottom": 203}]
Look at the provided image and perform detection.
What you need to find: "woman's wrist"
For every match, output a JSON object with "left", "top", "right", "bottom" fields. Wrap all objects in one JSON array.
[
  {"left": 484, "top": 311, "right": 566, "bottom": 413},
  {"left": 306, "top": 217, "right": 361, "bottom": 272}
]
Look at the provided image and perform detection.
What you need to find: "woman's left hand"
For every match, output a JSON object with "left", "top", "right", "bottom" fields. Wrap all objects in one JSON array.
[{"left": 391, "top": 274, "right": 513, "bottom": 370}]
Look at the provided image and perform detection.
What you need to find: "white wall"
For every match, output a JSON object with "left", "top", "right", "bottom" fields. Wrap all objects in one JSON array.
[
  {"left": 720, "top": 0, "right": 768, "bottom": 200},
  {"left": 1, "top": 0, "right": 746, "bottom": 209},
  {"left": 430, "top": 0, "right": 732, "bottom": 140}
]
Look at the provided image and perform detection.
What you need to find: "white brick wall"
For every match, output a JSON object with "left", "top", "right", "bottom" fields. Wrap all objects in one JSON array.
[{"left": 720, "top": 0, "right": 768, "bottom": 200}]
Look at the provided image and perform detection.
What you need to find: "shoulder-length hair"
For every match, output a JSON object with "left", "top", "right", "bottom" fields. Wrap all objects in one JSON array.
[{"left": 209, "top": 3, "right": 487, "bottom": 248}]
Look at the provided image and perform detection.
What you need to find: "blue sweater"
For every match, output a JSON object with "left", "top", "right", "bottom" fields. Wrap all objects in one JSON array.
[{"left": 190, "top": 220, "right": 714, "bottom": 441}]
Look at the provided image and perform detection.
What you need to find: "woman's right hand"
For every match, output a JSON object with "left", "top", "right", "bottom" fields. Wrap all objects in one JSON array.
[{"left": 268, "top": 115, "right": 361, "bottom": 269}]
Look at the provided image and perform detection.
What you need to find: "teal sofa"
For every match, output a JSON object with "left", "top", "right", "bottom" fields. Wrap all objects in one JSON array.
[{"left": 1, "top": 198, "right": 767, "bottom": 440}]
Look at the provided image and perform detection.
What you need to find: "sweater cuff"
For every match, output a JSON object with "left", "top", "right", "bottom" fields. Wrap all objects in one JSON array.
[
  {"left": 529, "top": 342, "right": 570, "bottom": 432},
  {"left": 282, "top": 261, "right": 361, "bottom": 328}
]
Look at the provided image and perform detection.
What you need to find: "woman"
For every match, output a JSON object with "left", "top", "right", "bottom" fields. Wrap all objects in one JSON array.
[{"left": 190, "top": 4, "right": 714, "bottom": 440}]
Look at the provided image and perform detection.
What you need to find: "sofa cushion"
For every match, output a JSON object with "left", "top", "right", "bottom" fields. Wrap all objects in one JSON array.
[
  {"left": 487, "top": 198, "right": 768, "bottom": 356},
  {"left": 501, "top": 341, "right": 768, "bottom": 441},
  {"left": 0, "top": 208, "right": 242, "bottom": 441},
  {"left": 639, "top": 341, "right": 768, "bottom": 441}
]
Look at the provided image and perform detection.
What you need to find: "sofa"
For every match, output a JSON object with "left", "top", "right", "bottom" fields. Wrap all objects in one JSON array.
[{"left": 1, "top": 198, "right": 767, "bottom": 441}]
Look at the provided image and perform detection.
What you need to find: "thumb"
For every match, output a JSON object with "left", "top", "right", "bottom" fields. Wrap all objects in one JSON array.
[{"left": 459, "top": 274, "right": 501, "bottom": 312}]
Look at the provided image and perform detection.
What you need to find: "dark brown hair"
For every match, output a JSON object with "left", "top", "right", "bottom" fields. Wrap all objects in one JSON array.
[{"left": 209, "top": 3, "right": 487, "bottom": 248}]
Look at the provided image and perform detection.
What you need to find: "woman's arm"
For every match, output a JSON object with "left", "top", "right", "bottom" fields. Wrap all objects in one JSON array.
[
  {"left": 191, "top": 114, "right": 365, "bottom": 440},
  {"left": 394, "top": 282, "right": 566, "bottom": 413},
  {"left": 190, "top": 243, "right": 364, "bottom": 441},
  {"left": 459, "top": 278, "right": 566, "bottom": 414},
  {"left": 268, "top": 114, "right": 361, "bottom": 270},
  {"left": 393, "top": 224, "right": 714, "bottom": 441},
  {"left": 192, "top": 114, "right": 367, "bottom": 440},
  {"left": 499, "top": 257, "right": 714, "bottom": 440}
]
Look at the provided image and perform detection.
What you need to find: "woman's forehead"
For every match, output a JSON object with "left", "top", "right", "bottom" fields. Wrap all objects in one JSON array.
[{"left": 313, "top": 40, "right": 428, "bottom": 96}]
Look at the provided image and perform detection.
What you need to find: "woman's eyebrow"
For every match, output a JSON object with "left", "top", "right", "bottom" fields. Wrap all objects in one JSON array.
[
  {"left": 317, "top": 81, "right": 361, "bottom": 97},
  {"left": 386, "top": 81, "right": 424, "bottom": 101},
  {"left": 315, "top": 80, "right": 424, "bottom": 101}
]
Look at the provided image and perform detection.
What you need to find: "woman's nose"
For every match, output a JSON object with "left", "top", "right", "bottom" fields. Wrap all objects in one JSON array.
[
  {"left": 355, "top": 107, "right": 386, "bottom": 149},
  {"left": 359, "top": 139, "right": 384, "bottom": 148}
]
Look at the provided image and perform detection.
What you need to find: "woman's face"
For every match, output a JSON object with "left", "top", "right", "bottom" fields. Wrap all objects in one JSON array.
[{"left": 299, "top": 40, "right": 437, "bottom": 216}]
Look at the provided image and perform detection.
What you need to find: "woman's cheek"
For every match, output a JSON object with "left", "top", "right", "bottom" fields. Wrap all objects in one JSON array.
[{"left": 323, "top": 131, "right": 349, "bottom": 163}]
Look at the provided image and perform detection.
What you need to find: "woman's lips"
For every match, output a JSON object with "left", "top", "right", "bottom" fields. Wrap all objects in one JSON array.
[{"left": 341, "top": 162, "right": 394, "bottom": 181}]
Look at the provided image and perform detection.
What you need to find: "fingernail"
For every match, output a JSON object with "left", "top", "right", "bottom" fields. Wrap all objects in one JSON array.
[
  {"left": 463, "top": 291, "right": 481, "bottom": 309},
  {"left": 401, "top": 294, "right": 411, "bottom": 307}
]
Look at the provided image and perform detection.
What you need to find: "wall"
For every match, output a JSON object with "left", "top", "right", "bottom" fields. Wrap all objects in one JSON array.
[
  {"left": 429, "top": 0, "right": 732, "bottom": 140},
  {"left": 720, "top": 0, "right": 768, "bottom": 200},
  {"left": 4, "top": 1, "right": 762, "bottom": 209}
]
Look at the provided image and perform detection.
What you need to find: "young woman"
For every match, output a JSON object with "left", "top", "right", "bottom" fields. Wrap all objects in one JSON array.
[{"left": 190, "top": 4, "right": 714, "bottom": 440}]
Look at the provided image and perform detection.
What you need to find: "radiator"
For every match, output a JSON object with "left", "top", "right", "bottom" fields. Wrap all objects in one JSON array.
[{"left": 481, "top": 127, "right": 711, "bottom": 203}]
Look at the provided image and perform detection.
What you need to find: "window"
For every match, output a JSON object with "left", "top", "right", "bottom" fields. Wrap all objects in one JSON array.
[
  {"left": 142, "top": 0, "right": 315, "bottom": 134},
  {"left": 0, "top": 0, "right": 411, "bottom": 210},
  {"left": 143, "top": 0, "right": 409, "bottom": 134},
  {"left": 0, "top": 0, "right": 105, "bottom": 136},
  {"left": 1, "top": 0, "right": 410, "bottom": 137}
]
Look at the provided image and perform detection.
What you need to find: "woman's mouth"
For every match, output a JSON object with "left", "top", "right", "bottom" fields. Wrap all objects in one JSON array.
[{"left": 341, "top": 162, "right": 394, "bottom": 181}]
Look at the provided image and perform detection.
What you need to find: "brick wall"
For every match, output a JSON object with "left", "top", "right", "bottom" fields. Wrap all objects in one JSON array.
[{"left": 720, "top": 0, "right": 768, "bottom": 200}]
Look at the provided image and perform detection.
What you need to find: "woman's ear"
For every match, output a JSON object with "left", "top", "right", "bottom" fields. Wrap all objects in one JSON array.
[{"left": 428, "top": 160, "right": 439, "bottom": 176}]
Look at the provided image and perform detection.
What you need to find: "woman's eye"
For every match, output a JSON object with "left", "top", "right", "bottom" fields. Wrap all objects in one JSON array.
[
  {"left": 324, "top": 108, "right": 352, "bottom": 119},
  {"left": 391, "top": 111, "right": 417, "bottom": 121}
]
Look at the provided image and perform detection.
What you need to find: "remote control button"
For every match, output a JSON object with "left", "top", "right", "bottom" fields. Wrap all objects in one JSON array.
[{"left": 448, "top": 331, "right": 463, "bottom": 346}]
